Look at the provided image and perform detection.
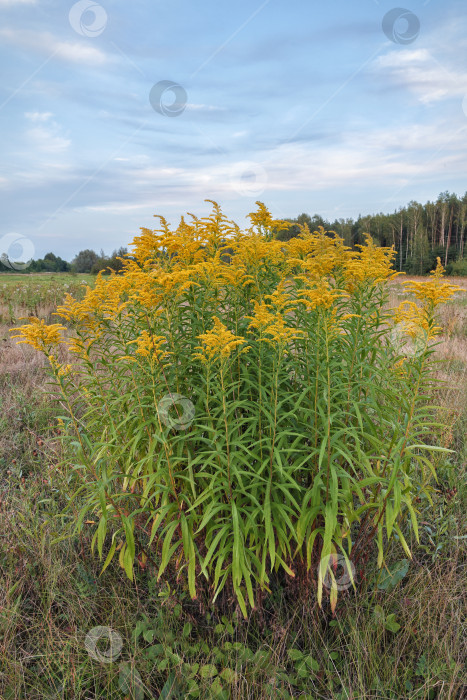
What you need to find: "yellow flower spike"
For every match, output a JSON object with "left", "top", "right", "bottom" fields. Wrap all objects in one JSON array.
[
  {"left": 10, "top": 317, "right": 66, "bottom": 353},
  {"left": 247, "top": 201, "right": 291, "bottom": 238},
  {"left": 393, "top": 301, "right": 435, "bottom": 339},
  {"left": 295, "top": 278, "right": 348, "bottom": 310},
  {"left": 127, "top": 331, "right": 171, "bottom": 362},
  {"left": 193, "top": 317, "right": 249, "bottom": 364},
  {"left": 343, "top": 234, "right": 400, "bottom": 290},
  {"left": 264, "top": 282, "right": 297, "bottom": 312},
  {"left": 402, "top": 257, "right": 464, "bottom": 310},
  {"left": 246, "top": 301, "right": 304, "bottom": 348},
  {"left": 130, "top": 217, "right": 170, "bottom": 266},
  {"left": 57, "top": 364, "right": 73, "bottom": 377}
]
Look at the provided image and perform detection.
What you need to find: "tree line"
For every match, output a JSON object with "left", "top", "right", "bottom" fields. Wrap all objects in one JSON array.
[
  {"left": 280, "top": 190, "right": 467, "bottom": 275},
  {"left": 0, "top": 247, "right": 129, "bottom": 274},
  {"left": 2, "top": 191, "right": 467, "bottom": 275}
]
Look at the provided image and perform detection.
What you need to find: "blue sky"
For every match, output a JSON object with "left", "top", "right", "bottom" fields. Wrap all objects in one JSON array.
[{"left": 1, "top": 0, "right": 467, "bottom": 261}]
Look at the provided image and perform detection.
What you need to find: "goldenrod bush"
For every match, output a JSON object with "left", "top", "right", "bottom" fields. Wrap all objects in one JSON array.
[{"left": 12, "top": 201, "right": 464, "bottom": 616}]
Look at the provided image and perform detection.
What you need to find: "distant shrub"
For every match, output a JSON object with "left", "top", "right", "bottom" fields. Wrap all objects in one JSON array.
[
  {"left": 12, "top": 201, "right": 464, "bottom": 616},
  {"left": 447, "top": 257, "right": 467, "bottom": 276}
]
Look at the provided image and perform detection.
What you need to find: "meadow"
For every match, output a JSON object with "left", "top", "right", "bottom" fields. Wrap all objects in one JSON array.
[
  {"left": 0, "top": 274, "right": 94, "bottom": 325},
  {"left": 0, "top": 210, "right": 466, "bottom": 700}
]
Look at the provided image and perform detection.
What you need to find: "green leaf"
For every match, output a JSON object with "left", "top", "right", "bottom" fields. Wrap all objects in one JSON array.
[
  {"left": 199, "top": 664, "right": 218, "bottom": 679},
  {"left": 377, "top": 559, "right": 410, "bottom": 591},
  {"left": 143, "top": 629, "right": 155, "bottom": 643},
  {"left": 384, "top": 613, "right": 401, "bottom": 633},
  {"left": 220, "top": 667, "right": 237, "bottom": 683},
  {"left": 96, "top": 516, "right": 107, "bottom": 559},
  {"left": 287, "top": 648, "right": 304, "bottom": 662},
  {"left": 100, "top": 538, "right": 117, "bottom": 575},
  {"left": 122, "top": 544, "right": 134, "bottom": 581},
  {"left": 159, "top": 671, "right": 178, "bottom": 698},
  {"left": 304, "top": 655, "right": 320, "bottom": 672},
  {"left": 145, "top": 644, "right": 165, "bottom": 659}
]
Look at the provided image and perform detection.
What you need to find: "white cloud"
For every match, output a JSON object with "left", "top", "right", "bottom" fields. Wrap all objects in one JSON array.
[
  {"left": 0, "top": 28, "right": 110, "bottom": 65},
  {"left": 117, "top": 120, "right": 467, "bottom": 202},
  {"left": 25, "top": 114, "right": 71, "bottom": 154},
  {"left": 374, "top": 48, "right": 467, "bottom": 104},
  {"left": 25, "top": 111, "right": 53, "bottom": 122},
  {"left": 185, "top": 103, "right": 227, "bottom": 112},
  {"left": 26, "top": 126, "right": 71, "bottom": 153},
  {"left": 0, "top": 0, "right": 36, "bottom": 5}
]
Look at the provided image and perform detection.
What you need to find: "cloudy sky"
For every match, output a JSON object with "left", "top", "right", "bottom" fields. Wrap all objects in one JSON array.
[{"left": 1, "top": 0, "right": 467, "bottom": 261}]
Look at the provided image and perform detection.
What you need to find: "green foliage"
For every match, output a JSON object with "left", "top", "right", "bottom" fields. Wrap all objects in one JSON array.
[
  {"left": 28, "top": 203, "right": 458, "bottom": 617},
  {"left": 377, "top": 559, "right": 410, "bottom": 591},
  {"left": 448, "top": 256, "right": 467, "bottom": 276}
]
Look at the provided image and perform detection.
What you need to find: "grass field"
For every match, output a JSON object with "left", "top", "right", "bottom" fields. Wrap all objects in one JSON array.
[
  {"left": 0, "top": 273, "right": 95, "bottom": 325},
  {"left": 0, "top": 273, "right": 466, "bottom": 699}
]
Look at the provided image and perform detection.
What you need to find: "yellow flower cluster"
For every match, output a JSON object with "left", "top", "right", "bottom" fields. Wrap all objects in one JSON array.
[
  {"left": 11, "top": 317, "right": 66, "bottom": 352},
  {"left": 247, "top": 201, "right": 291, "bottom": 237},
  {"left": 344, "top": 235, "right": 399, "bottom": 290},
  {"left": 194, "top": 317, "right": 248, "bottom": 364},
  {"left": 49, "top": 355, "right": 73, "bottom": 377},
  {"left": 287, "top": 227, "right": 347, "bottom": 278},
  {"left": 403, "top": 258, "right": 464, "bottom": 309},
  {"left": 13, "top": 202, "right": 462, "bottom": 381},
  {"left": 56, "top": 273, "right": 128, "bottom": 326},
  {"left": 128, "top": 330, "right": 171, "bottom": 362},
  {"left": 296, "top": 279, "right": 348, "bottom": 310},
  {"left": 393, "top": 258, "right": 465, "bottom": 339},
  {"left": 247, "top": 301, "right": 304, "bottom": 348},
  {"left": 393, "top": 301, "right": 434, "bottom": 339}
]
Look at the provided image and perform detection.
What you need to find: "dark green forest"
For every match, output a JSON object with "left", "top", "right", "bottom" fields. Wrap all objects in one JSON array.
[{"left": 279, "top": 191, "right": 467, "bottom": 275}]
